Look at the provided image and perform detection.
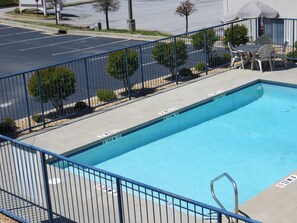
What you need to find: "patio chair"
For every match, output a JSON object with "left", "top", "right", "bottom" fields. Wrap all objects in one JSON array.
[
  {"left": 251, "top": 44, "right": 274, "bottom": 72},
  {"left": 255, "top": 35, "right": 272, "bottom": 45},
  {"left": 227, "top": 42, "right": 246, "bottom": 69},
  {"left": 272, "top": 41, "right": 288, "bottom": 69}
]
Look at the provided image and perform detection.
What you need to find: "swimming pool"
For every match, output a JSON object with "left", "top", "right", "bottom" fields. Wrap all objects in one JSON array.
[{"left": 68, "top": 81, "right": 297, "bottom": 210}]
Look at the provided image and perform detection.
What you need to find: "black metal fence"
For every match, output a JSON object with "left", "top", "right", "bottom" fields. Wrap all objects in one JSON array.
[
  {"left": 0, "top": 18, "right": 296, "bottom": 134},
  {"left": 0, "top": 135, "right": 261, "bottom": 223}
]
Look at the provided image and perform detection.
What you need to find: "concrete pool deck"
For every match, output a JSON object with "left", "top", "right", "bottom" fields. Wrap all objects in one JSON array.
[{"left": 19, "top": 65, "right": 297, "bottom": 223}]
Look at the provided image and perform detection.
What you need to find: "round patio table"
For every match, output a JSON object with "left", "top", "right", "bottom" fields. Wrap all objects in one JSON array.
[
  {"left": 236, "top": 44, "right": 263, "bottom": 53},
  {"left": 236, "top": 45, "right": 264, "bottom": 70}
]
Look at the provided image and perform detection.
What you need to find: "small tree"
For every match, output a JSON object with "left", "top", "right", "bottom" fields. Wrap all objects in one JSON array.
[
  {"left": 192, "top": 29, "right": 219, "bottom": 54},
  {"left": 175, "top": 0, "right": 197, "bottom": 33},
  {"left": 224, "top": 24, "right": 249, "bottom": 47},
  {"left": 93, "top": 0, "right": 120, "bottom": 30},
  {"left": 152, "top": 40, "right": 188, "bottom": 76},
  {"left": 28, "top": 67, "right": 76, "bottom": 114},
  {"left": 106, "top": 49, "right": 139, "bottom": 93}
]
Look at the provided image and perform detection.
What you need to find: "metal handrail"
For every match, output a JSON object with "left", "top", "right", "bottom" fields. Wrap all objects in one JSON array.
[{"left": 210, "top": 172, "right": 239, "bottom": 223}]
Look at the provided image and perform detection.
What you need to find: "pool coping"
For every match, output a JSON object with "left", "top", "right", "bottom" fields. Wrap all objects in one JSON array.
[{"left": 19, "top": 66, "right": 297, "bottom": 223}]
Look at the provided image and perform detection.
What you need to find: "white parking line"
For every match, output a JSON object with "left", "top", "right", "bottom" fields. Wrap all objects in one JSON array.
[
  {"left": 143, "top": 61, "right": 157, "bottom": 66},
  {"left": 0, "top": 27, "right": 15, "bottom": 30},
  {"left": 0, "top": 35, "right": 60, "bottom": 46},
  {"left": 0, "top": 30, "right": 39, "bottom": 38},
  {"left": 52, "top": 39, "right": 131, "bottom": 56},
  {"left": 19, "top": 36, "right": 96, "bottom": 51}
]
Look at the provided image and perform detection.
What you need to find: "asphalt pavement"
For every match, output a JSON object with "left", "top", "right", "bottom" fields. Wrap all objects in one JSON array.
[{"left": 0, "top": 24, "right": 145, "bottom": 76}]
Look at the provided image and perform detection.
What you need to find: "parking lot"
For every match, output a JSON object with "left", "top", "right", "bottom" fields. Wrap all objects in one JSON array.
[
  {"left": 0, "top": 23, "right": 222, "bottom": 128},
  {"left": 0, "top": 24, "right": 146, "bottom": 76}
]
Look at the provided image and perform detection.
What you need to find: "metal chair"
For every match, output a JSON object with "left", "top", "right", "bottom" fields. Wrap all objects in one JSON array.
[
  {"left": 272, "top": 41, "right": 288, "bottom": 69},
  {"left": 227, "top": 42, "right": 246, "bottom": 69},
  {"left": 251, "top": 44, "right": 274, "bottom": 72}
]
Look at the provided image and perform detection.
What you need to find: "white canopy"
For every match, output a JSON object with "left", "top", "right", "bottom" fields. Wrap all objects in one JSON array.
[{"left": 222, "top": 0, "right": 280, "bottom": 23}]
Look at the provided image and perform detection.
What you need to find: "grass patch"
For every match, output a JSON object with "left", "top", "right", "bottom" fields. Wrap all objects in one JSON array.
[
  {"left": 101, "top": 29, "right": 171, "bottom": 37},
  {"left": 0, "top": 0, "right": 18, "bottom": 6},
  {"left": 6, "top": 10, "right": 56, "bottom": 19}
]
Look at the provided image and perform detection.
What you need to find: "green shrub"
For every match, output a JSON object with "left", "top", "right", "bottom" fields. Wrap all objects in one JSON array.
[
  {"left": 194, "top": 63, "right": 207, "bottom": 71},
  {"left": 224, "top": 24, "right": 249, "bottom": 47},
  {"left": 74, "top": 101, "right": 88, "bottom": 111},
  {"left": 97, "top": 89, "right": 117, "bottom": 102},
  {"left": 32, "top": 114, "right": 43, "bottom": 123},
  {"left": 221, "top": 53, "right": 231, "bottom": 63},
  {"left": 192, "top": 29, "right": 219, "bottom": 53},
  {"left": 294, "top": 41, "right": 297, "bottom": 50},
  {"left": 286, "top": 51, "right": 297, "bottom": 62},
  {"left": 28, "top": 67, "right": 76, "bottom": 115},
  {"left": 0, "top": 118, "right": 17, "bottom": 133},
  {"left": 14, "top": 7, "right": 20, "bottom": 13},
  {"left": 106, "top": 49, "right": 139, "bottom": 93},
  {"left": 178, "top": 68, "right": 193, "bottom": 77},
  {"left": 152, "top": 40, "right": 188, "bottom": 76},
  {"left": 255, "top": 35, "right": 272, "bottom": 45}
]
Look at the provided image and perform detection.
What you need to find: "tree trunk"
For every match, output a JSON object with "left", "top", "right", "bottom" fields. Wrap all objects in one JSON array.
[
  {"left": 50, "top": 98, "right": 64, "bottom": 115},
  {"left": 105, "top": 10, "right": 109, "bottom": 30},
  {"left": 186, "top": 15, "right": 188, "bottom": 33}
]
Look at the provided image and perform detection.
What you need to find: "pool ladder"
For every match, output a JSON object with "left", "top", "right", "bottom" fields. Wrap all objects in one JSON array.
[{"left": 210, "top": 172, "right": 238, "bottom": 223}]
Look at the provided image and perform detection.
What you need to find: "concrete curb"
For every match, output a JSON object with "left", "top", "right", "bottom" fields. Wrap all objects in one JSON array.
[
  {"left": 67, "top": 29, "right": 164, "bottom": 41},
  {"left": 0, "top": 19, "right": 58, "bottom": 34}
]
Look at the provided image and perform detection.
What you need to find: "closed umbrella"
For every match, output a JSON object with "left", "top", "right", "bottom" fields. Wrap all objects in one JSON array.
[{"left": 222, "top": 0, "right": 279, "bottom": 22}]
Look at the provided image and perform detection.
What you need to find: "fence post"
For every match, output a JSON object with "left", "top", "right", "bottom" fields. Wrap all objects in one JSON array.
[
  {"left": 22, "top": 73, "right": 31, "bottom": 131},
  {"left": 174, "top": 36, "right": 178, "bottom": 85},
  {"left": 116, "top": 178, "right": 124, "bottom": 223},
  {"left": 217, "top": 213, "right": 222, "bottom": 223},
  {"left": 204, "top": 30, "right": 209, "bottom": 75},
  {"left": 83, "top": 58, "right": 92, "bottom": 112},
  {"left": 125, "top": 49, "right": 132, "bottom": 100},
  {"left": 41, "top": 153, "right": 54, "bottom": 223},
  {"left": 139, "top": 45, "right": 145, "bottom": 95},
  {"left": 293, "top": 20, "right": 295, "bottom": 61},
  {"left": 36, "top": 70, "right": 46, "bottom": 128},
  {"left": 231, "top": 23, "right": 234, "bottom": 46}
]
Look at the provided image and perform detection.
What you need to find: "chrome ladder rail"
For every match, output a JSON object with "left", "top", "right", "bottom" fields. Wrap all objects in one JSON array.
[{"left": 210, "top": 172, "right": 238, "bottom": 223}]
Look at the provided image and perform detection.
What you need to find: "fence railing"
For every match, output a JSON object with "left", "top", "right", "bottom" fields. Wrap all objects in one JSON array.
[
  {"left": 0, "top": 134, "right": 262, "bottom": 223},
  {"left": 1, "top": 18, "right": 296, "bottom": 135}
]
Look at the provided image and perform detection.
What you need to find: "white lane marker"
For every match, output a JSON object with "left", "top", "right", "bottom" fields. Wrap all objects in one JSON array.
[
  {"left": 0, "top": 27, "right": 15, "bottom": 30},
  {"left": 143, "top": 61, "right": 157, "bottom": 66},
  {"left": 0, "top": 100, "right": 15, "bottom": 108},
  {"left": 0, "top": 35, "right": 60, "bottom": 46},
  {"left": 19, "top": 36, "right": 96, "bottom": 51},
  {"left": 0, "top": 30, "right": 39, "bottom": 38},
  {"left": 52, "top": 39, "right": 131, "bottom": 56}
]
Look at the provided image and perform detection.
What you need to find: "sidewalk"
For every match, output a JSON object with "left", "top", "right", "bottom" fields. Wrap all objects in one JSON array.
[{"left": 0, "top": 0, "right": 223, "bottom": 35}]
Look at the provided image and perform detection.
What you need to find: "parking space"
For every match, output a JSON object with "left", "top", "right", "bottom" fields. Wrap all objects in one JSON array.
[{"left": 0, "top": 25, "right": 146, "bottom": 76}]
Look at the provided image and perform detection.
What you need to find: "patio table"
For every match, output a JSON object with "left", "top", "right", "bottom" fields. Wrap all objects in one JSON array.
[{"left": 236, "top": 45, "right": 263, "bottom": 69}]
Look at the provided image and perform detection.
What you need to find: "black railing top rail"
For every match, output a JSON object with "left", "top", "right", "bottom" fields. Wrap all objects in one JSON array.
[
  {"left": 0, "top": 207, "right": 31, "bottom": 223},
  {"left": 1, "top": 17, "right": 295, "bottom": 80},
  {"left": 3, "top": 17, "right": 293, "bottom": 79},
  {"left": 0, "top": 134, "right": 261, "bottom": 223}
]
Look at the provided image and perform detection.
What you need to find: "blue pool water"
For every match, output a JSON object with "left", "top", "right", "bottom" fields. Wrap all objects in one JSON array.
[{"left": 69, "top": 82, "right": 297, "bottom": 209}]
